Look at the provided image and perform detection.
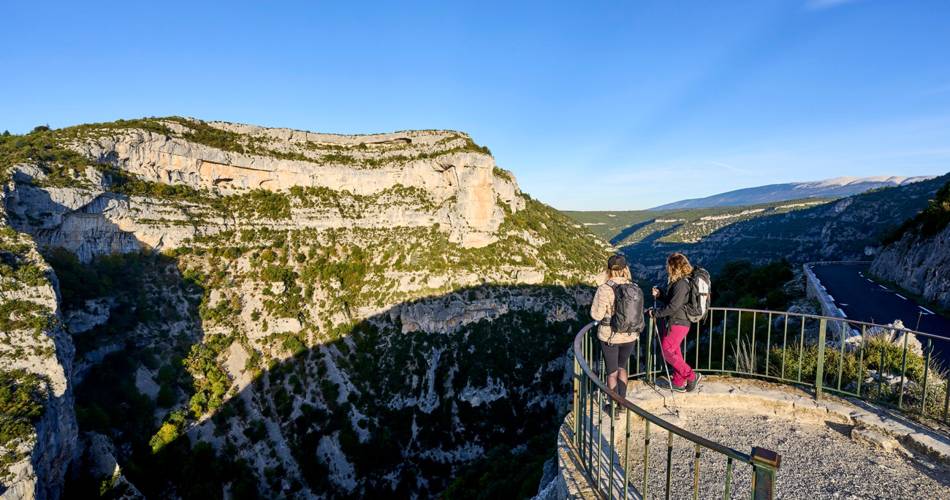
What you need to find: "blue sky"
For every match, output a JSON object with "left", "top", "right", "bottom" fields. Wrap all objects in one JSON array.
[{"left": 2, "top": 1, "right": 949, "bottom": 210}]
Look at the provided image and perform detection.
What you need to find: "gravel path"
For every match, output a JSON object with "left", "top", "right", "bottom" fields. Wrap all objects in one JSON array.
[{"left": 583, "top": 407, "right": 949, "bottom": 499}]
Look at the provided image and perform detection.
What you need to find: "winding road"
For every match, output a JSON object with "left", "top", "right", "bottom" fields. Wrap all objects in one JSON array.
[{"left": 810, "top": 262, "right": 950, "bottom": 367}]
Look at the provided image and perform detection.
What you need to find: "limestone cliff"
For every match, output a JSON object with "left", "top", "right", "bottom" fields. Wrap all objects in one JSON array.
[
  {"left": 0, "top": 118, "right": 610, "bottom": 498},
  {"left": 5, "top": 118, "right": 525, "bottom": 261},
  {"left": 0, "top": 198, "right": 77, "bottom": 499},
  {"left": 870, "top": 180, "right": 950, "bottom": 310}
]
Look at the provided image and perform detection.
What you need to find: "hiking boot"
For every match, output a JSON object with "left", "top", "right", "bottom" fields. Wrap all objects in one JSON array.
[
  {"left": 660, "top": 377, "right": 687, "bottom": 393},
  {"left": 686, "top": 373, "right": 703, "bottom": 393}
]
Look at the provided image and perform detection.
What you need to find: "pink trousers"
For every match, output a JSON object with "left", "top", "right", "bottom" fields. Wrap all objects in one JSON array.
[{"left": 661, "top": 324, "right": 696, "bottom": 387}]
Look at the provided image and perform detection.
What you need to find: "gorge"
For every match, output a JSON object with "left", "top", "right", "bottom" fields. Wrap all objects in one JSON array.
[
  {"left": 0, "top": 118, "right": 608, "bottom": 498},
  {"left": 2, "top": 117, "right": 948, "bottom": 499}
]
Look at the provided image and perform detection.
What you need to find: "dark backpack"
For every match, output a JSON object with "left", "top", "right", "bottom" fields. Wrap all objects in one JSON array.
[
  {"left": 684, "top": 268, "right": 711, "bottom": 323},
  {"left": 606, "top": 281, "right": 644, "bottom": 335}
]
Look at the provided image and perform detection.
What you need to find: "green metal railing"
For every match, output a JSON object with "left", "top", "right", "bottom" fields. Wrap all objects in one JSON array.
[
  {"left": 686, "top": 307, "right": 950, "bottom": 420},
  {"left": 571, "top": 307, "right": 950, "bottom": 499}
]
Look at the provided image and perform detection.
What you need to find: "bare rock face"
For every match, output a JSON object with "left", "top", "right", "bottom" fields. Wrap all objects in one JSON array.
[
  {"left": 66, "top": 120, "right": 524, "bottom": 250},
  {"left": 0, "top": 118, "right": 607, "bottom": 498},
  {"left": 0, "top": 199, "right": 77, "bottom": 499},
  {"left": 389, "top": 288, "right": 587, "bottom": 335},
  {"left": 870, "top": 224, "right": 950, "bottom": 310}
]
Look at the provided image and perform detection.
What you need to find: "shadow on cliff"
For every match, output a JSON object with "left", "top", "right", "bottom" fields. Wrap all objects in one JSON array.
[
  {"left": 208, "top": 284, "right": 592, "bottom": 499},
  {"left": 43, "top": 247, "right": 213, "bottom": 499},
  {"left": 58, "top": 271, "right": 599, "bottom": 499},
  {"left": 4, "top": 177, "right": 595, "bottom": 498},
  {"left": 1, "top": 179, "right": 210, "bottom": 498},
  {"left": 609, "top": 219, "right": 660, "bottom": 246}
]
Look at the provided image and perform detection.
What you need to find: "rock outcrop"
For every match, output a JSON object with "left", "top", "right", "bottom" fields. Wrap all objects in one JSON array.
[
  {"left": 0, "top": 197, "right": 77, "bottom": 499},
  {"left": 870, "top": 222, "right": 950, "bottom": 311},
  {"left": 64, "top": 120, "right": 523, "bottom": 250}
]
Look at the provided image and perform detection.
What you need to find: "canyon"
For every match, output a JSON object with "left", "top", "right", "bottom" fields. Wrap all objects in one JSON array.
[{"left": 0, "top": 118, "right": 608, "bottom": 498}]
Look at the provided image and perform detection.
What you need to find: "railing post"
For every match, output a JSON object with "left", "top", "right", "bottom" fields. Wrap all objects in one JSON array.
[
  {"left": 573, "top": 348, "right": 581, "bottom": 447},
  {"left": 751, "top": 447, "right": 781, "bottom": 500},
  {"left": 815, "top": 319, "right": 827, "bottom": 399},
  {"left": 646, "top": 317, "right": 654, "bottom": 383}
]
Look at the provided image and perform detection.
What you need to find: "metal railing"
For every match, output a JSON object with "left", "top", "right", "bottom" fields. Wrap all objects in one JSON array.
[
  {"left": 571, "top": 307, "right": 950, "bottom": 499},
  {"left": 691, "top": 307, "right": 950, "bottom": 420}
]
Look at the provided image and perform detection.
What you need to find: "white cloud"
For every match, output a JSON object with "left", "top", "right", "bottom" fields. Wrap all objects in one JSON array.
[{"left": 806, "top": 0, "right": 864, "bottom": 10}]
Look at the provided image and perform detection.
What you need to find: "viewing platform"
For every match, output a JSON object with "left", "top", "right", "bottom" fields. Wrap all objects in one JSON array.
[{"left": 548, "top": 308, "right": 950, "bottom": 499}]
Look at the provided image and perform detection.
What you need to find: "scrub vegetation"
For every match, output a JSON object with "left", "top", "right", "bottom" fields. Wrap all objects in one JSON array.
[
  {"left": 883, "top": 180, "right": 950, "bottom": 244},
  {"left": 6, "top": 116, "right": 606, "bottom": 497}
]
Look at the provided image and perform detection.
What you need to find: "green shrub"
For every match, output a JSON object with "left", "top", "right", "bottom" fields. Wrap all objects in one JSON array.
[
  {"left": 713, "top": 260, "right": 793, "bottom": 310},
  {"left": 883, "top": 180, "right": 950, "bottom": 244},
  {"left": 767, "top": 335, "right": 940, "bottom": 415},
  {"left": 149, "top": 422, "right": 181, "bottom": 454},
  {"left": 0, "top": 370, "right": 47, "bottom": 481}
]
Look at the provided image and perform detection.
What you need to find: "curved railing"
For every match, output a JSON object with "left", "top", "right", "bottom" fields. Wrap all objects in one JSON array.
[{"left": 571, "top": 307, "right": 950, "bottom": 499}]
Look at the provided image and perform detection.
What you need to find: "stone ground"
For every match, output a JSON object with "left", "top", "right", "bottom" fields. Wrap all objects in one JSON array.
[
  {"left": 616, "top": 408, "right": 949, "bottom": 499},
  {"left": 574, "top": 377, "right": 950, "bottom": 499}
]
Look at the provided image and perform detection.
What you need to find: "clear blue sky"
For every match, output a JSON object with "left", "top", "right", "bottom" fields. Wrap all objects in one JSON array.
[{"left": 2, "top": 1, "right": 949, "bottom": 210}]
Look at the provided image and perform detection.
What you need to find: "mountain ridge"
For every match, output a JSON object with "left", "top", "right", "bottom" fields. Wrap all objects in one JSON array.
[
  {"left": 650, "top": 175, "right": 933, "bottom": 210},
  {"left": 625, "top": 174, "right": 950, "bottom": 282}
]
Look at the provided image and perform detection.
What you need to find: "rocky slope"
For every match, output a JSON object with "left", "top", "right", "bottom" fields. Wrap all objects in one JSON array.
[
  {"left": 612, "top": 174, "right": 950, "bottom": 282},
  {"left": 0, "top": 118, "right": 610, "bottom": 498},
  {"left": 565, "top": 198, "right": 832, "bottom": 247},
  {"left": 870, "top": 180, "right": 950, "bottom": 310}
]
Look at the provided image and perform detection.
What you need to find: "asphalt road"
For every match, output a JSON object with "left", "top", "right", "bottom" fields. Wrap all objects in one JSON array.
[{"left": 810, "top": 262, "right": 950, "bottom": 367}]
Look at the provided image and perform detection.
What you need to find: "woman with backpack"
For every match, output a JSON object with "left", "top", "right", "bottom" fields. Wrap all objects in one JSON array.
[
  {"left": 590, "top": 254, "right": 644, "bottom": 413},
  {"left": 651, "top": 252, "right": 703, "bottom": 392}
]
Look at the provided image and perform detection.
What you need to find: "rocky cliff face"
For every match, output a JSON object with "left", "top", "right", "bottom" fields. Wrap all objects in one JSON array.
[
  {"left": 0, "top": 199, "right": 77, "bottom": 499},
  {"left": 8, "top": 118, "right": 524, "bottom": 258},
  {"left": 870, "top": 181, "right": 950, "bottom": 310},
  {"left": 0, "top": 118, "right": 609, "bottom": 498}
]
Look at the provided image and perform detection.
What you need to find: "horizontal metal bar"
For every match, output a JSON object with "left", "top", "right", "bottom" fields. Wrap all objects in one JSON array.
[
  {"left": 574, "top": 322, "right": 754, "bottom": 464},
  {"left": 709, "top": 307, "right": 948, "bottom": 341}
]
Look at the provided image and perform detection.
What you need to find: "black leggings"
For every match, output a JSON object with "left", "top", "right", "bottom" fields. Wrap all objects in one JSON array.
[{"left": 601, "top": 340, "right": 636, "bottom": 375}]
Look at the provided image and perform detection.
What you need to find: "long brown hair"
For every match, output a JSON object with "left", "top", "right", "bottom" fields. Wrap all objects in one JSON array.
[
  {"left": 606, "top": 266, "right": 631, "bottom": 281},
  {"left": 666, "top": 253, "right": 693, "bottom": 284}
]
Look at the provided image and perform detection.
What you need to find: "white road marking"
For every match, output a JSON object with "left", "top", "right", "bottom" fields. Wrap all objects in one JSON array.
[
  {"left": 919, "top": 306, "right": 935, "bottom": 315},
  {"left": 878, "top": 285, "right": 889, "bottom": 290},
  {"left": 865, "top": 278, "right": 874, "bottom": 283},
  {"left": 840, "top": 303, "right": 849, "bottom": 307},
  {"left": 895, "top": 294, "right": 907, "bottom": 300}
]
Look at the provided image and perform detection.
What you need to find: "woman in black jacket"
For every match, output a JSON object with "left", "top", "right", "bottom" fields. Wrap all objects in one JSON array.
[{"left": 651, "top": 253, "right": 702, "bottom": 392}]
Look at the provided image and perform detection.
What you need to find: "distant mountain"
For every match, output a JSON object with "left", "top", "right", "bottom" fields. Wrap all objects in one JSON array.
[
  {"left": 651, "top": 176, "right": 933, "bottom": 210},
  {"left": 564, "top": 198, "right": 834, "bottom": 247},
  {"left": 621, "top": 174, "right": 950, "bottom": 282}
]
